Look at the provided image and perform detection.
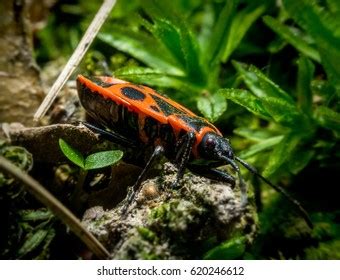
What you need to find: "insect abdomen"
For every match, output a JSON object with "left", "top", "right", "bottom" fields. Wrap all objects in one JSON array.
[{"left": 77, "top": 80, "right": 177, "bottom": 151}]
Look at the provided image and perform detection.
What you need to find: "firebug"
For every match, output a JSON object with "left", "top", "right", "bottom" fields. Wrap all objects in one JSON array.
[{"left": 76, "top": 75, "right": 312, "bottom": 228}]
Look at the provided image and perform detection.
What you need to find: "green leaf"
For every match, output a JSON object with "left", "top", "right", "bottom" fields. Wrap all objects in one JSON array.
[
  {"left": 18, "top": 229, "right": 48, "bottom": 258},
  {"left": 314, "top": 106, "right": 340, "bottom": 133},
  {"left": 219, "top": 88, "right": 271, "bottom": 119},
  {"left": 234, "top": 127, "right": 279, "bottom": 141},
  {"left": 59, "top": 138, "right": 84, "bottom": 169},
  {"left": 263, "top": 132, "right": 302, "bottom": 177},
  {"left": 114, "top": 66, "right": 201, "bottom": 94},
  {"left": 261, "top": 97, "right": 303, "bottom": 127},
  {"left": 288, "top": 149, "right": 315, "bottom": 174},
  {"left": 263, "top": 16, "right": 321, "bottom": 62},
  {"left": 297, "top": 56, "right": 315, "bottom": 115},
  {"left": 326, "top": 0, "right": 340, "bottom": 13},
  {"left": 233, "top": 61, "right": 295, "bottom": 104},
  {"left": 197, "top": 91, "right": 227, "bottom": 122},
  {"left": 84, "top": 150, "right": 123, "bottom": 170},
  {"left": 239, "top": 135, "right": 284, "bottom": 159},
  {"left": 143, "top": 1, "right": 205, "bottom": 84},
  {"left": 99, "top": 29, "right": 184, "bottom": 76},
  {"left": 283, "top": 0, "right": 340, "bottom": 87},
  {"left": 222, "top": 4, "right": 266, "bottom": 62},
  {"left": 20, "top": 209, "right": 53, "bottom": 222},
  {"left": 204, "top": 236, "right": 246, "bottom": 260}
]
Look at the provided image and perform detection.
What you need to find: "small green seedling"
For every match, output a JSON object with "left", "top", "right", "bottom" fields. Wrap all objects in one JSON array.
[
  {"left": 58, "top": 138, "right": 123, "bottom": 208},
  {"left": 58, "top": 138, "right": 123, "bottom": 170}
]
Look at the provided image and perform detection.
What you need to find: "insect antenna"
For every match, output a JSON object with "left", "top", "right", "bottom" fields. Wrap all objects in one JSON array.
[{"left": 235, "top": 156, "right": 313, "bottom": 229}]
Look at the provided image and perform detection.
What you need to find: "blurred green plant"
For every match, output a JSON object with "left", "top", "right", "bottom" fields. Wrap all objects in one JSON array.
[
  {"left": 0, "top": 140, "right": 56, "bottom": 259},
  {"left": 219, "top": 0, "right": 340, "bottom": 178},
  {"left": 100, "top": 0, "right": 269, "bottom": 121}
]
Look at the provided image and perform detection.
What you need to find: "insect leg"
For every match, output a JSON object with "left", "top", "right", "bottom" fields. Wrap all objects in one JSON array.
[
  {"left": 122, "top": 145, "right": 164, "bottom": 214},
  {"left": 172, "top": 131, "right": 196, "bottom": 188},
  {"left": 82, "top": 121, "right": 138, "bottom": 148},
  {"left": 187, "top": 164, "right": 236, "bottom": 188},
  {"left": 220, "top": 156, "right": 248, "bottom": 207}
]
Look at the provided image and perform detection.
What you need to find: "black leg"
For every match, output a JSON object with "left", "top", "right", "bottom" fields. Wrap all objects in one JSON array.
[
  {"left": 172, "top": 131, "right": 196, "bottom": 188},
  {"left": 223, "top": 157, "right": 248, "bottom": 207},
  {"left": 187, "top": 164, "right": 236, "bottom": 188},
  {"left": 82, "top": 122, "right": 138, "bottom": 148},
  {"left": 122, "top": 145, "right": 164, "bottom": 214}
]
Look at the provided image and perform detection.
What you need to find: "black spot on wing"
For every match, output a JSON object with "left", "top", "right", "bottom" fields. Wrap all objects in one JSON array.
[
  {"left": 121, "top": 87, "right": 146, "bottom": 101},
  {"left": 150, "top": 93, "right": 186, "bottom": 116},
  {"left": 150, "top": 105, "right": 160, "bottom": 112}
]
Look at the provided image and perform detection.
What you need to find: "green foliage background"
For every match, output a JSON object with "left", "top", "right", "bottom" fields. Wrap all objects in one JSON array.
[{"left": 27, "top": 0, "right": 340, "bottom": 259}]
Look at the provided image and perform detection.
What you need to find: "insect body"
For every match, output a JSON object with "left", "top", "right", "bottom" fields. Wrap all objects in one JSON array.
[{"left": 77, "top": 75, "right": 312, "bottom": 228}]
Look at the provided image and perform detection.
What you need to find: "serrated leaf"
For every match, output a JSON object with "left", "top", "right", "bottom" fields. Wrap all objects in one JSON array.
[
  {"left": 84, "top": 150, "right": 123, "bottom": 170},
  {"left": 239, "top": 135, "right": 284, "bottom": 159},
  {"left": 314, "top": 106, "right": 340, "bottom": 132},
  {"left": 142, "top": 0, "right": 205, "bottom": 84},
  {"left": 297, "top": 56, "right": 315, "bottom": 115},
  {"left": 99, "top": 29, "right": 184, "bottom": 76},
  {"left": 261, "top": 97, "right": 303, "bottom": 126},
  {"left": 222, "top": 4, "right": 266, "bottom": 62},
  {"left": 263, "top": 16, "right": 321, "bottom": 62},
  {"left": 197, "top": 91, "right": 227, "bottom": 122},
  {"left": 219, "top": 88, "right": 271, "bottom": 119},
  {"left": 59, "top": 138, "right": 84, "bottom": 169},
  {"left": 18, "top": 229, "right": 48, "bottom": 258},
  {"left": 263, "top": 132, "right": 301, "bottom": 177},
  {"left": 204, "top": 236, "right": 246, "bottom": 260},
  {"left": 233, "top": 61, "right": 295, "bottom": 104}
]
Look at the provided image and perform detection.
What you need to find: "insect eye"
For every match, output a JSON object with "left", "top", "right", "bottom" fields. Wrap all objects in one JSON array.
[{"left": 205, "top": 138, "right": 216, "bottom": 150}]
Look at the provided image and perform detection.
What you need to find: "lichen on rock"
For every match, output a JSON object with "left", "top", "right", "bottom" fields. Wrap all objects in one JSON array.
[{"left": 82, "top": 162, "right": 257, "bottom": 259}]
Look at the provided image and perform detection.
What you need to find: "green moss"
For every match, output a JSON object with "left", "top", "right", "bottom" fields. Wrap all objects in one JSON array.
[
  {"left": 305, "top": 240, "right": 340, "bottom": 260},
  {"left": 204, "top": 236, "right": 247, "bottom": 260},
  {"left": 137, "top": 227, "right": 157, "bottom": 243}
]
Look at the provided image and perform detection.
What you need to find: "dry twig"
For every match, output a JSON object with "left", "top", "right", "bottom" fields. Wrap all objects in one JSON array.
[{"left": 34, "top": 0, "right": 117, "bottom": 121}]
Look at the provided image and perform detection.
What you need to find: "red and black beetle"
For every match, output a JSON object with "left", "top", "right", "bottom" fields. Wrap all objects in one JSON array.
[{"left": 77, "top": 75, "right": 312, "bottom": 228}]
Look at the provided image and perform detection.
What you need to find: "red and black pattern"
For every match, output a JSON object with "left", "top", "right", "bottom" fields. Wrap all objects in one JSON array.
[{"left": 76, "top": 75, "right": 312, "bottom": 228}]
